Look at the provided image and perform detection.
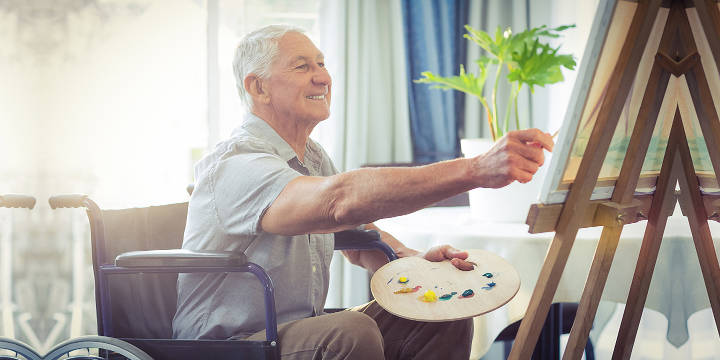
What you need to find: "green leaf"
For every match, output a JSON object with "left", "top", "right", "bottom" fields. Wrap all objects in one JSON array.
[
  {"left": 414, "top": 65, "right": 488, "bottom": 102},
  {"left": 507, "top": 34, "right": 576, "bottom": 92},
  {"left": 421, "top": 23, "right": 576, "bottom": 134}
]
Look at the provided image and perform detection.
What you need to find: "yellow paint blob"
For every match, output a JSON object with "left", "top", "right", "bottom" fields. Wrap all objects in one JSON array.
[
  {"left": 398, "top": 276, "right": 408, "bottom": 283},
  {"left": 421, "top": 290, "right": 437, "bottom": 303}
]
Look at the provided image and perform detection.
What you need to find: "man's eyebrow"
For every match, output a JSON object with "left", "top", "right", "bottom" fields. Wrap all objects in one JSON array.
[{"left": 289, "top": 54, "right": 325, "bottom": 64}]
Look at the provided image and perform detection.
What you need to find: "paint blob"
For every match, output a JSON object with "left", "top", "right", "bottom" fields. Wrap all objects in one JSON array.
[
  {"left": 439, "top": 292, "right": 457, "bottom": 301},
  {"left": 420, "top": 290, "right": 438, "bottom": 302},
  {"left": 398, "top": 276, "right": 409, "bottom": 284},
  {"left": 459, "top": 289, "right": 475, "bottom": 298},
  {"left": 482, "top": 273, "right": 493, "bottom": 278},
  {"left": 394, "top": 285, "right": 422, "bottom": 294}
]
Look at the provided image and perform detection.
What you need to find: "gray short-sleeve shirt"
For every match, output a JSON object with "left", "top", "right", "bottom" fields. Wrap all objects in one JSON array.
[{"left": 172, "top": 113, "right": 339, "bottom": 340}]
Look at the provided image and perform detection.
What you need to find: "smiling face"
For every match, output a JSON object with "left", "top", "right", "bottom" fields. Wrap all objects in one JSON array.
[{"left": 262, "top": 32, "right": 331, "bottom": 126}]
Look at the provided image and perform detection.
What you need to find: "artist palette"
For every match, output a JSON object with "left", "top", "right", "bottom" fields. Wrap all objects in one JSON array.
[{"left": 370, "top": 249, "right": 520, "bottom": 322}]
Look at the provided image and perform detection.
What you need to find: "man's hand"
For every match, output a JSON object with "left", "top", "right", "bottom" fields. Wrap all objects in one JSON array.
[
  {"left": 471, "top": 128, "right": 554, "bottom": 188},
  {"left": 419, "top": 245, "right": 475, "bottom": 271}
]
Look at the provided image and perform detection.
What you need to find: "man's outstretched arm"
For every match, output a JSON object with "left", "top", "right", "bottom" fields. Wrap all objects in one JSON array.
[{"left": 260, "top": 129, "right": 553, "bottom": 236}]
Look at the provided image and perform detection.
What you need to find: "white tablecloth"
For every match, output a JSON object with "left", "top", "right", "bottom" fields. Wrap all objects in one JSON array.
[{"left": 374, "top": 205, "right": 720, "bottom": 358}]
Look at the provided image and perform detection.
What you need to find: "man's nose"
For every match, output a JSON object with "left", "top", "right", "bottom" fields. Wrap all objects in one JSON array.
[{"left": 312, "top": 69, "right": 331, "bottom": 86}]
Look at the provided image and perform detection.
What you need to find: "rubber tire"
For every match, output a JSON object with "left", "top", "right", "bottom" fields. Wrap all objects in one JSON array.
[
  {"left": 44, "top": 336, "right": 153, "bottom": 360},
  {"left": 0, "top": 338, "right": 42, "bottom": 360}
]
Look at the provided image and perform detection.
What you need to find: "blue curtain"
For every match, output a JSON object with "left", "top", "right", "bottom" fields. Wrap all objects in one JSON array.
[{"left": 402, "top": 0, "right": 469, "bottom": 163}]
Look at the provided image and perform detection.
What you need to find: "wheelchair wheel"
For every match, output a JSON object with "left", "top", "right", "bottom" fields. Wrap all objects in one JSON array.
[
  {"left": 0, "top": 338, "right": 42, "bottom": 360},
  {"left": 44, "top": 336, "right": 153, "bottom": 360}
]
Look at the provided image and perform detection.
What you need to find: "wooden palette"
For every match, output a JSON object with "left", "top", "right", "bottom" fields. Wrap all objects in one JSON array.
[{"left": 370, "top": 249, "right": 520, "bottom": 322}]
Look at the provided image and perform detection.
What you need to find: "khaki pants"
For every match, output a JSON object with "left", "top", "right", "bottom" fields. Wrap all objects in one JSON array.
[{"left": 245, "top": 300, "right": 473, "bottom": 360}]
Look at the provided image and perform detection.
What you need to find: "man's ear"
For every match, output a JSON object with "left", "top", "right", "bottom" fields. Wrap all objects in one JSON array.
[{"left": 244, "top": 74, "right": 270, "bottom": 105}]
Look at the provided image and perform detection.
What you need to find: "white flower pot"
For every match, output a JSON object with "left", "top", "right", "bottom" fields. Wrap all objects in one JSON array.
[{"left": 460, "top": 138, "right": 549, "bottom": 223}]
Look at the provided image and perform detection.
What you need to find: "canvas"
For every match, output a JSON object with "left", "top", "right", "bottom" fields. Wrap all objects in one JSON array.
[{"left": 539, "top": 0, "right": 720, "bottom": 205}]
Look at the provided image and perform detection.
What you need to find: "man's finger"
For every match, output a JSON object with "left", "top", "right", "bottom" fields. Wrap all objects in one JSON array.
[
  {"left": 512, "top": 141, "right": 545, "bottom": 165},
  {"left": 442, "top": 246, "right": 468, "bottom": 260},
  {"left": 510, "top": 167, "right": 535, "bottom": 184},
  {"left": 512, "top": 129, "right": 554, "bottom": 152},
  {"left": 450, "top": 258, "right": 475, "bottom": 271}
]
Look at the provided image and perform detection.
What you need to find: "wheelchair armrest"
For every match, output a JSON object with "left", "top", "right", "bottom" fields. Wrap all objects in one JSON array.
[
  {"left": 112, "top": 249, "right": 279, "bottom": 343},
  {"left": 0, "top": 194, "right": 36, "bottom": 209},
  {"left": 115, "top": 249, "right": 248, "bottom": 268},
  {"left": 49, "top": 194, "right": 90, "bottom": 209},
  {"left": 333, "top": 229, "right": 398, "bottom": 261}
]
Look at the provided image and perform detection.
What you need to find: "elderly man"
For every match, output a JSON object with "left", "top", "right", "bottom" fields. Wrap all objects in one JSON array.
[{"left": 173, "top": 25, "right": 553, "bottom": 359}]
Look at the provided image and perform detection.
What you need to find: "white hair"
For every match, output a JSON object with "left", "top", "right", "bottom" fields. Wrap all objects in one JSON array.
[{"left": 232, "top": 24, "right": 306, "bottom": 111}]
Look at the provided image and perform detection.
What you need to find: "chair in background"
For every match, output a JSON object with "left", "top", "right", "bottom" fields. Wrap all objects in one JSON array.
[
  {"left": 48, "top": 194, "right": 397, "bottom": 360},
  {"left": 495, "top": 302, "right": 594, "bottom": 360}
]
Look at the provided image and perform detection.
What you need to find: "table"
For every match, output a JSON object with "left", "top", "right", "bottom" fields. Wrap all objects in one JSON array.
[{"left": 374, "top": 205, "right": 720, "bottom": 358}]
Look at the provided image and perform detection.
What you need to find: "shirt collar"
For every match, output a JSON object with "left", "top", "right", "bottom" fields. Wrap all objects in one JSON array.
[{"left": 233, "top": 113, "right": 299, "bottom": 162}]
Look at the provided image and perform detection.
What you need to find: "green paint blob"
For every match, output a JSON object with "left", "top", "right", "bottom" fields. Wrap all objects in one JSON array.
[{"left": 439, "top": 292, "right": 457, "bottom": 301}]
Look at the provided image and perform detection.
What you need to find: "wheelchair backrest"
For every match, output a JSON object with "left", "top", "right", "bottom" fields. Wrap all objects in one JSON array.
[{"left": 94, "top": 202, "right": 188, "bottom": 339}]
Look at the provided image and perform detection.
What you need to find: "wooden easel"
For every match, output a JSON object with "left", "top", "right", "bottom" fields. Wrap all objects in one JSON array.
[{"left": 510, "top": 1, "right": 720, "bottom": 359}]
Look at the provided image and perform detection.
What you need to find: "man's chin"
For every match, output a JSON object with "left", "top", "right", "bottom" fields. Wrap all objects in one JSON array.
[{"left": 314, "top": 110, "right": 331, "bottom": 121}]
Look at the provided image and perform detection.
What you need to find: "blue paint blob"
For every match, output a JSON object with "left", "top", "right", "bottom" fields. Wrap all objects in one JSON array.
[
  {"left": 482, "top": 273, "right": 493, "bottom": 278},
  {"left": 481, "top": 282, "right": 496, "bottom": 290},
  {"left": 461, "top": 289, "right": 474, "bottom": 297}
]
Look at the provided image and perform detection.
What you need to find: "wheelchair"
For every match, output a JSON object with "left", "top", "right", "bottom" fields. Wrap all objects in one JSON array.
[
  {"left": 0, "top": 195, "right": 155, "bottom": 360},
  {"left": 48, "top": 194, "right": 397, "bottom": 360}
]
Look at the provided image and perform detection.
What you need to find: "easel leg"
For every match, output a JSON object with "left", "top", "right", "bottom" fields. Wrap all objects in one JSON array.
[
  {"left": 675, "top": 149, "right": 720, "bottom": 334},
  {"left": 677, "top": 180, "right": 720, "bottom": 335},
  {"left": 565, "top": 53, "right": 675, "bottom": 360},
  {"left": 612, "top": 113, "right": 685, "bottom": 360},
  {"left": 508, "top": 230, "right": 580, "bottom": 360},
  {"left": 610, "top": 183, "right": 676, "bottom": 360},
  {"left": 562, "top": 226, "right": 622, "bottom": 360},
  {"left": 680, "top": 0, "right": 720, "bottom": 330}
]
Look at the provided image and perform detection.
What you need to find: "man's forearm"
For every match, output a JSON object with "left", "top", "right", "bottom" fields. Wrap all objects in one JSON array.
[{"left": 327, "top": 158, "right": 477, "bottom": 228}]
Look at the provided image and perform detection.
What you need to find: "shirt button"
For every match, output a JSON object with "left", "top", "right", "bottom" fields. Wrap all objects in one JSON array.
[{"left": 312, "top": 265, "right": 317, "bottom": 273}]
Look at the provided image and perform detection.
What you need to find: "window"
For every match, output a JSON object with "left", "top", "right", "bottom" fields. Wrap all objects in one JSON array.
[{"left": 0, "top": 0, "right": 323, "bottom": 348}]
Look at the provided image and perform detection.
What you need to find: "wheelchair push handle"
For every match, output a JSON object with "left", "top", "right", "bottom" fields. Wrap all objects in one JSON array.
[
  {"left": 334, "top": 229, "right": 398, "bottom": 261},
  {"left": 0, "top": 194, "right": 36, "bottom": 209},
  {"left": 48, "top": 194, "right": 90, "bottom": 209}
]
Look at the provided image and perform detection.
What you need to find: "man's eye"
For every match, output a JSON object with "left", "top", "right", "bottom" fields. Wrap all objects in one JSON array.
[
  {"left": 318, "top": 62, "right": 325, "bottom": 68},
  {"left": 296, "top": 64, "right": 308, "bottom": 70}
]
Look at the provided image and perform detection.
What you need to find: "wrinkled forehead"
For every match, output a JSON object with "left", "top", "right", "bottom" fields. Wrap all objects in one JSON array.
[{"left": 274, "top": 31, "right": 324, "bottom": 66}]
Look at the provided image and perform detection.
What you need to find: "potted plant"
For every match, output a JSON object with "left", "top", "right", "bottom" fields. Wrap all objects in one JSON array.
[{"left": 416, "top": 24, "right": 576, "bottom": 222}]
